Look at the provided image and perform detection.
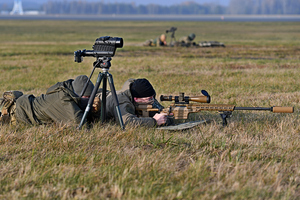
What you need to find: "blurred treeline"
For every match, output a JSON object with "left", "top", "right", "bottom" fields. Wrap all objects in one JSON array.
[{"left": 40, "top": 0, "right": 300, "bottom": 15}]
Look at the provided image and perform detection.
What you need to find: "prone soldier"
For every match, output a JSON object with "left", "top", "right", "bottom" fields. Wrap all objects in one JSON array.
[
  {"left": 143, "top": 34, "right": 167, "bottom": 47},
  {"left": 176, "top": 33, "right": 196, "bottom": 47}
]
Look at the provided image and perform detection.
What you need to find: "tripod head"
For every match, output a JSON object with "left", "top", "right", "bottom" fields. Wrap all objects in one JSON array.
[
  {"left": 166, "top": 27, "right": 177, "bottom": 39},
  {"left": 93, "top": 56, "right": 112, "bottom": 71}
]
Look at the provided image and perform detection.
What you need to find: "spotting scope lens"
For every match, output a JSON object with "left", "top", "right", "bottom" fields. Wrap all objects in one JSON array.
[{"left": 114, "top": 37, "right": 123, "bottom": 48}]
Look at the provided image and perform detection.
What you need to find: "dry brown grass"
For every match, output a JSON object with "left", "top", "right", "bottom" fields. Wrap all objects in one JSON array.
[{"left": 0, "top": 20, "right": 299, "bottom": 199}]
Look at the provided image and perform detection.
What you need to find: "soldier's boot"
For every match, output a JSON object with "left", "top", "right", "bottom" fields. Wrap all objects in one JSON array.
[
  {"left": 0, "top": 107, "right": 11, "bottom": 125},
  {"left": 0, "top": 91, "right": 23, "bottom": 125},
  {"left": 143, "top": 39, "right": 154, "bottom": 46}
]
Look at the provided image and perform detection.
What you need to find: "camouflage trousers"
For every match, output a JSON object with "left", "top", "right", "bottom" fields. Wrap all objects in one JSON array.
[{"left": 0, "top": 91, "right": 23, "bottom": 125}]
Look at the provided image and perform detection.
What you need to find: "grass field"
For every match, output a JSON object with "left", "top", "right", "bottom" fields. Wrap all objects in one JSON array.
[{"left": 0, "top": 20, "right": 299, "bottom": 199}]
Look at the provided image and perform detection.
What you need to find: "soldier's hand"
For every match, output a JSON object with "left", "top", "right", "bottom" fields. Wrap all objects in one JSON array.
[
  {"left": 153, "top": 113, "right": 167, "bottom": 125},
  {"left": 92, "top": 96, "right": 101, "bottom": 113}
]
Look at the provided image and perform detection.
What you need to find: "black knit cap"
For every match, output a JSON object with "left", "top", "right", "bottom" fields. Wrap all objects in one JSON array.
[
  {"left": 72, "top": 75, "right": 94, "bottom": 96},
  {"left": 130, "top": 78, "right": 156, "bottom": 98}
]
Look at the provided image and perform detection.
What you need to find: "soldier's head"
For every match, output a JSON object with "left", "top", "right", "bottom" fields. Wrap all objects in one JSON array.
[
  {"left": 188, "top": 33, "right": 196, "bottom": 41},
  {"left": 130, "top": 78, "right": 156, "bottom": 103},
  {"left": 72, "top": 75, "right": 94, "bottom": 97},
  {"left": 160, "top": 34, "right": 166, "bottom": 42}
]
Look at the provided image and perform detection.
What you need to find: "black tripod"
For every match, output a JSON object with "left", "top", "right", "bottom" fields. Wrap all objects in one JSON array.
[
  {"left": 169, "top": 32, "right": 176, "bottom": 46},
  {"left": 166, "top": 27, "right": 177, "bottom": 46},
  {"left": 77, "top": 56, "right": 124, "bottom": 130}
]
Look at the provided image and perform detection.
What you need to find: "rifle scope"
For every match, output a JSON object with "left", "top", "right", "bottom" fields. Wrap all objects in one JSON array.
[{"left": 160, "top": 90, "right": 210, "bottom": 104}]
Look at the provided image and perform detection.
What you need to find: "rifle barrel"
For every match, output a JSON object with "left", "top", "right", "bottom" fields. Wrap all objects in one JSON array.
[
  {"left": 234, "top": 107, "right": 271, "bottom": 111},
  {"left": 235, "top": 106, "right": 294, "bottom": 113}
]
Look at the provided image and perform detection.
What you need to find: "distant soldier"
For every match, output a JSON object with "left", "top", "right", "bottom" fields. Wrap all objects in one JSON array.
[
  {"left": 176, "top": 33, "right": 196, "bottom": 47},
  {"left": 143, "top": 34, "right": 167, "bottom": 47}
]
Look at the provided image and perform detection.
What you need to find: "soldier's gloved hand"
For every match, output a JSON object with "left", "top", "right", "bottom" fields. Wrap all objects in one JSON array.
[{"left": 92, "top": 96, "right": 101, "bottom": 113}]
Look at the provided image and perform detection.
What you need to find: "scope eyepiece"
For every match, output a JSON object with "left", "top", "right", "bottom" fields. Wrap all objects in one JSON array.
[{"left": 74, "top": 49, "right": 86, "bottom": 63}]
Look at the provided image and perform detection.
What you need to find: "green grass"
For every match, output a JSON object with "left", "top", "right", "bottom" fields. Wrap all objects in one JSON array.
[{"left": 0, "top": 20, "right": 299, "bottom": 199}]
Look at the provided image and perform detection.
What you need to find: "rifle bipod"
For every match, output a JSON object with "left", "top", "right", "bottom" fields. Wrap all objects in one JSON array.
[{"left": 219, "top": 111, "right": 232, "bottom": 126}]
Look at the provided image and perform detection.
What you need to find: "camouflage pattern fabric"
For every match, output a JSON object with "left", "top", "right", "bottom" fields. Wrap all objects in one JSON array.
[
  {"left": 0, "top": 91, "right": 23, "bottom": 125},
  {"left": 143, "top": 35, "right": 166, "bottom": 47},
  {"left": 143, "top": 39, "right": 154, "bottom": 46}
]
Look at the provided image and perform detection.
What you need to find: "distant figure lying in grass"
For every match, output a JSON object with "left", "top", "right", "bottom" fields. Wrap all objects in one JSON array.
[
  {"left": 175, "top": 33, "right": 196, "bottom": 47},
  {"left": 143, "top": 34, "right": 167, "bottom": 47},
  {"left": 0, "top": 75, "right": 99, "bottom": 126}
]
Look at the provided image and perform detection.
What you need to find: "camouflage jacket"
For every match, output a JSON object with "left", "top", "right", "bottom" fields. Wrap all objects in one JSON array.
[{"left": 179, "top": 36, "right": 193, "bottom": 44}]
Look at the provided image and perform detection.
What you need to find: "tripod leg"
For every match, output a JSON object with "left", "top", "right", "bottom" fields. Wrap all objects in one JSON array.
[
  {"left": 78, "top": 72, "right": 104, "bottom": 129},
  {"left": 101, "top": 75, "right": 107, "bottom": 123},
  {"left": 107, "top": 73, "right": 125, "bottom": 130},
  {"left": 79, "top": 66, "right": 96, "bottom": 97}
]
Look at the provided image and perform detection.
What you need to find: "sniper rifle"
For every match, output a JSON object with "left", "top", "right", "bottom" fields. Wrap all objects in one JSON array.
[{"left": 136, "top": 91, "right": 294, "bottom": 126}]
